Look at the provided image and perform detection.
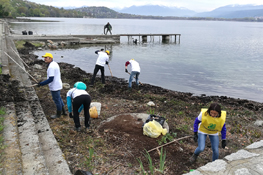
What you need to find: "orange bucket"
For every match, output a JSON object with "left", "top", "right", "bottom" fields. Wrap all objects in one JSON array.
[{"left": 89, "top": 106, "right": 98, "bottom": 118}]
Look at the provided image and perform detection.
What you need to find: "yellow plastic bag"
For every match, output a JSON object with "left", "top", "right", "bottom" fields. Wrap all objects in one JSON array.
[
  {"left": 89, "top": 106, "right": 98, "bottom": 118},
  {"left": 143, "top": 120, "right": 167, "bottom": 138}
]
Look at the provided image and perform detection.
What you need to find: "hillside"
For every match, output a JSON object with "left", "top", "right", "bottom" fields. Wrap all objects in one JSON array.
[{"left": 0, "top": 0, "right": 89, "bottom": 18}]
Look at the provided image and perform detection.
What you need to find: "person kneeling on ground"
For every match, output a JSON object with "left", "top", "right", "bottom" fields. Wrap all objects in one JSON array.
[
  {"left": 38, "top": 52, "right": 66, "bottom": 119},
  {"left": 190, "top": 103, "right": 227, "bottom": 163},
  {"left": 125, "top": 59, "right": 140, "bottom": 89},
  {"left": 67, "top": 82, "right": 91, "bottom": 132}
]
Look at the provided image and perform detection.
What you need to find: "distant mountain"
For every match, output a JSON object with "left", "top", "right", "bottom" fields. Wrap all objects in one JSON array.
[
  {"left": 115, "top": 5, "right": 197, "bottom": 17},
  {"left": 75, "top": 6, "right": 119, "bottom": 18},
  {"left": 195, "top": 4, "right": 263, "bottom": 18},
  {"left": 60, "top": 6, "right": 89, "bottom": 10},
  {"left": 57, "top": 6, "right": 78, "bottom": 10}
]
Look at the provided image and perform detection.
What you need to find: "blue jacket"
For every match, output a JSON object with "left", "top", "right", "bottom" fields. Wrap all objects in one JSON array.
[{"left": 67, "top": 82, "right": 87, "bottom": 113}]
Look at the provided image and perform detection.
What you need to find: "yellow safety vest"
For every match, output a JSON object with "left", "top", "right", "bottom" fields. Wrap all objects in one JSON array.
[{"left": 199, "top": 108, "right": 226, "bottom": 134}]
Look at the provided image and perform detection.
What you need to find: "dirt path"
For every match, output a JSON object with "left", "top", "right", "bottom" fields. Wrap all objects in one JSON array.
[{"left": 7, "top": 47, "right": 263, "bottom": 174}]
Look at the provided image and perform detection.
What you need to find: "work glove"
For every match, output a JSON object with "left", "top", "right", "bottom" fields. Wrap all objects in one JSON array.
[
  {"left": 37, "top": 81, "right": 42, "bottom": 87},
  {"left": 193, "top": 132, "right": 198, "bottom": 142},
  {"left": 69, "top": 113, "right": 73, "bottom": 118},
  {"left": 222, "top": 140, "right": 226, "bottom": 149},
  {"left": 125, "top": 69, "right": 128, "bottom": 73},
  {"left": 106, "top": 61, "right": 109, "bottom": 65}
]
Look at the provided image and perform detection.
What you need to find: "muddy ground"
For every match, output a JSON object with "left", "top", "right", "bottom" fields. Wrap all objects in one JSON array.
[{"left": 2, "top": 46, "right": 263, "bottom": 175}]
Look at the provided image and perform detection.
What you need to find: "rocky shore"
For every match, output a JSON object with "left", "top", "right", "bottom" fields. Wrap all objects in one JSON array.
[{"left": 10, "top": 45, "right": 263, "bottom": 174}]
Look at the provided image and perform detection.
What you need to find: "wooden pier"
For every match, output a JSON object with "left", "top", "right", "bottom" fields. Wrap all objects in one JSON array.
[{"left": 11, "top": 33, "right": 181, "bottom": 44}]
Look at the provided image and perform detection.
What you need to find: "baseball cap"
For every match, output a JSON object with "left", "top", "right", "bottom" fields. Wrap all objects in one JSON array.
[{"left": 42, "top": 53, "right": 53, "bottom": 58}]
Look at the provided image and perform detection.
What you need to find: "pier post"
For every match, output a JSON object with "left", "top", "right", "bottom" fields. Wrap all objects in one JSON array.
[
  {"left": 175, "top": 35, "right": 177, "bottom": 43},
  {"left": 142, "top": 35, "right": 147, "bottom": 42},
  {"left": 162, "top": 35, "right": 170, "bottom": 42},
  {"left": 179, "top": 35, "right": 180, "bottom": 44}
]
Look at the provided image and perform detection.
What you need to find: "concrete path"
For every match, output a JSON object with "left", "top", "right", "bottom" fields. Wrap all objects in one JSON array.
[
  {"left": 11, "top": 34, "right": 120, "bottom": 44},
  {"left": 0, "top": 20, "right": 72, "bottom": 175},
  {"left": 183, "top": 141, "right": 263, "bottom": 175}
]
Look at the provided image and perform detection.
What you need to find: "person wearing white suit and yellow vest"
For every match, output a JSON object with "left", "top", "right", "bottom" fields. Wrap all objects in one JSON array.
[{"left": 190, "top": 103, "right": 227, "bottom": 163}]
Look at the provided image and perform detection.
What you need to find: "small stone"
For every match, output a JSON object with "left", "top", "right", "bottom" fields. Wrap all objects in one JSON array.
[
  {"left": 63, "top": 83, "right": 70, "bottom": 89},
  {"left": 147, "top": 101, "right": 155, "bottom": 106},
  {"left": 33, "top": 64, "right": 42, "bottom": 69},
  {"left": 254, "top": 120, "right": 263, "bottom": 127}
]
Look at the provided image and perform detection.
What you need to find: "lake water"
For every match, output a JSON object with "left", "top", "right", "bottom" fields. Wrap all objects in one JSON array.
[{"left": 10, "top": 17, "right": 263, "bottom": 102}]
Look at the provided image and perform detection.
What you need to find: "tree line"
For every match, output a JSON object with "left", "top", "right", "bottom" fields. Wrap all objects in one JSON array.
[{"left": 0, "top": 0, "right": 89, "bottom": 18}]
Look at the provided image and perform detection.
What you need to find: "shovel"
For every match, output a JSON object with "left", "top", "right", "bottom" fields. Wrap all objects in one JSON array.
[{"left": 108, "top": 64, "right": 113, "bottom": 77}]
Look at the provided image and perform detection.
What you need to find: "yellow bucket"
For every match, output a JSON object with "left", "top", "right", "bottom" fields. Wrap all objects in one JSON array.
[{"left": 89, "top": 106, "right": 98, "bottom": 118}]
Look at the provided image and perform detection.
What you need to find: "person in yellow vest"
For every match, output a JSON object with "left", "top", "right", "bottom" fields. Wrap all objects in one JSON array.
[{"left": 189, "top": 103, "right": 227, "bottom": 163}]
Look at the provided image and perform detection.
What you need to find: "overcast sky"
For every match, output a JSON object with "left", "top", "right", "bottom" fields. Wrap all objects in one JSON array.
[{"left": 30, "top": 0, "right": 263, "bottom": 12}]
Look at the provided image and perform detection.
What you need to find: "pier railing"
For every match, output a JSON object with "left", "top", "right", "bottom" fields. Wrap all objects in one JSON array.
[{"left": 119, "top": 34, "right": 181, "bottom": 43}]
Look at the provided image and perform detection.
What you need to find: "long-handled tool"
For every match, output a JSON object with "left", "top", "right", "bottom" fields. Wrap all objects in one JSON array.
[
  {"left": 26, "top": 84, "right": 38, "bottom": 87},
  {"left": 108, "top": 64, "right": 113, "bottom": 77},
  {"left": 11, "top": 47, "right": 30, "bottom": 68},
  {"left": 127, "top": 71, "right": 143, "bottom": 85},
  {"left": 4, "top": 52, "right": 38, "bottom": 83},
  {"left": 147, "top": 136, "right": 191, "bottom": 153}
]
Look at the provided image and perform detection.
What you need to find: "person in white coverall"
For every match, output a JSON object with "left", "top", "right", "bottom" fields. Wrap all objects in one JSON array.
[
  {"left": 38, "top": 52, "right": 66, "bottom": 119},
  {"left": 125, "top": 59, "right": 140, "bottom": 89},
  {"left": 90, "top": 49, "right": 110, "bottom": 86}
]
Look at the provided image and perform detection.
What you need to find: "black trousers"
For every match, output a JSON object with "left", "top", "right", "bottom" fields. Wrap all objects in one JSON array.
[
  {"left": 105, "top": 28, "right": 112, "bottom": 35},
  {"left": 73, "top": 95, "right": 91, "bottom": 128},
  {"left": 90, "top": 64, "right": 105, "bottom": 85}
]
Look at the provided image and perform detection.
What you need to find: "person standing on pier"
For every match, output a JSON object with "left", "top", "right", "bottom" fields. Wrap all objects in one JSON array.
[
  {"left": 125, "top": 59, "right": 140, "bottom": 89},
  {"left": 38, "top": 53, "right": 66, "bottom": 119},
  {"left": 104, "top": 22, "right": 112, "bottom": 35},
  {"left": 90, "top": 49, "right": 110, "bottom": 87},
  {"left": 189, "top": 103, "right": 227, "bottom": 163}
]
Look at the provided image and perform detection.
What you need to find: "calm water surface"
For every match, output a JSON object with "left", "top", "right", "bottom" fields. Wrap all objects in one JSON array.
[{"left": 10, "top": 18, "right": 263, "bottom": 102}]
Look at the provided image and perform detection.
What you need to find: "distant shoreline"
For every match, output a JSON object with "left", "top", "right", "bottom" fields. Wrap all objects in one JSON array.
[
  {"left": 6, "top": 17, "right": 60, "bottom": 23},
  {"left": 4, "top": 16, "right": 263, "bottom": 23}
]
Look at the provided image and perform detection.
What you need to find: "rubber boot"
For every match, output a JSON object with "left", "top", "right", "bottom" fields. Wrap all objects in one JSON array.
[
  {"left": 189, "top": 154, "right": 198, "bottom": 163},
  {"left": 62, "top": 106, "right": 67, "bottom": 116},
  {"left": 50, "top": 110, "right": 61, "bottom": 119}
]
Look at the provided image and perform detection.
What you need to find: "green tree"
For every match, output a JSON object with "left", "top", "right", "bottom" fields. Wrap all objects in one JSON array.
[
  {"left": 33, "top": 8, "right": 41, "bottom": 16},
  {"left": 0, "top": 4, "right": 9, "bottom": 17},
  {"left": 17, "top": 7, "right": 27, "bottom": 15}
]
